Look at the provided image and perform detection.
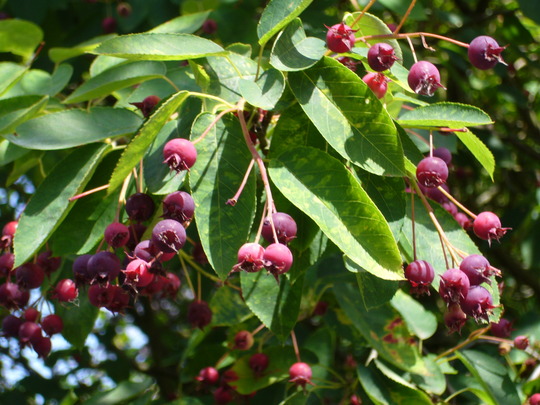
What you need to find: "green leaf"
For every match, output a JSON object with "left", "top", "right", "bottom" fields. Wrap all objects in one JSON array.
[
  {"left": 456, "top": 350, "right": 521, "bottom": 405},
  {"left": 64, "top": 61, "right": 167, "bottom": 103},
  {"left": 0, "top": 140, "right": 29, "bottom": 166},
  {"left": 241, "top": 271, "right": 304, "bottom": 340},
  {"left": 189, "top": 113, "right": 256, "bottom": 280},
  {"left": 209, "top": 286, "right": 252, "bottom": 327},
  {"left": 269, "top": 146, "right": 403, "bottom": 280},
  {"left": 0, "top": 19, "right": 43, "bottom": 61},
  {"left": 54, "top": 294, "right": 99, "bottom": 350},
  {"left": 48, "top": 34, "right": 116, "bottom": 64},
  {"left": 390, "top": 289, "right": 437, "bottom": 340},
  {"left": 149, "top": 11, "right": 210, "bottom": 34},
  {"left": 257, "top": 0, "right": 313, "bottom": 46},
  {"left": 46, "top": 64, "right": 74, "bottom": 96},
  {"left": 83, "top": 377, "right": 154, "bottom": 405},
  {"left": 288, "top": 57, "right": 405, "bottom": 176},
  {"left": 107, "top": 90, "right": 189, "bottom": 194},
  {"left": 397, "top": 102, "right": 493, "bottom": 129},
  {"left": 13, "top": 143, "right": 109, "bottom": 267},
  {"left": 0, "top": 95, "right": 48, "bottom": 135},
  {"left": 6, "top": 107, "right": 142, "bottom": 150},
  {"left": 239, "top": 68, "right": 285, "bottom": 110},
  {"left": 269, "top": 18, "right": 326, "bottom": 72},
  {"left": 0, "top": 62, "right": 27, "bottom": 97},
  {"left": 92, "top": 33, "right": 226, "bottom": 61},
  {"left": 456, "top": 129, "right": 495, "bottom": 180}
]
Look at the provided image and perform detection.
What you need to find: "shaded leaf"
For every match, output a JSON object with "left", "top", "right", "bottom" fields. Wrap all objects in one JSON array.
[
  {"left": 210, "top": 286, "right": 252, "bottom": 326},
  {"left": 257, "top": 0, "right": 313, "bottom": 46},
  {"left": 0, "top": 95, "right": 48, "bottom": 135},
  {"left": 239, "top": 68, "right": 285, "bottom": 110},
  {"left": 398, "top": 102, "right": 493, "bottom": 129},
  {"left": 456, "top": 129, "right": 495, "bottom": 180},
  {"left": 54, "top": 294, "right": 99, "bottom": 350},
  {"left": 390, "top": 289, "right": 437, "bottom": 340}
]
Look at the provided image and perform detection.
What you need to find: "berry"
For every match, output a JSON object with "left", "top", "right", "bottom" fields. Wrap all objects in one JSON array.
[
  {"left": 432, "top": 147, "right": 452, "bottom": 165},
  {"left": 444, "top": 303, "right": 467, "bottom": 334},
  {"left": 0, "top": 282, "right": 29, "bottom": 309},
  {"left": 461, "top": 285, "right": 494, "bottom": 322},
  {"left": 196, "top": 366, "right": 219, "bottom": 385},
  {"left": 187, "top": 300, "right": 212, "bottom": 329},
  {"left": 126, "top": 223, "right": 146, "bottom": 250},
  {"left": 15, "top": 263, "right": 45, "bottom": 289},
  {"left": 88, "top": 284, "right": 115, "bottom": 308},
  {"left": 163, "top": 138, "right": 197, "bottom": 172},
  {"left": 123, "top": 259, "right": 154, "bottom": 288},
  {"left": 416, "top": 156, "right": 448, "bottom": 188},
  {"left": 73, "top": 254, "right": 93, "bottom": 285},
  {"left": 37, "top": 251, "right": 61, "bottom": 275},
  {"left": 214, "top": 386, "right": 233, "bottom": 404},
  {"left": 104, "top": 222, "right": 130, "bottom": 248},
  {"left": 261, "top": 213, "right": 297, "bottom": 244},
  {"left": 24, "top": 308, "right": 40, "bottom": 323},
  {"left": 289, "top": 362, "right": 312, "bottom": 387},
  {"left": 221, "top": 369, "right": 239, "bottom": 384},
  {"left": 439, "top": 268, "right": 470, "bottom": 305},
  {"left": 249, "top": 353, "right": 269, "bottom": 375},
  {"left": 116, "top": 2, "right": 132, "bottom": 18},
  {"left": 367, "top": 43, "right": 398, "bottom": 71},
  {"left": 459, "top": 254, "right": 493, "bottom": 286},
  {"left": 0, "top": 252, "right": 15, "bottom": 277},
  {"left": 313, "top": 301, "right": 329, "bottom": 316},
  {"left": 337, "top": 56, "right": 358, "bottom": 72},
  {"left": 19, "top": 321, "right": 42, "bottom": 345},
  {"left": 263, "top": 243, "right": 293, "bottom": 281},
  {"left": 473, "top": 211, "right": 510, "bottom": 244},
  {"left": 131, "top": 95, "right": 160, "bottom": 118},
  {"left": 2, "top": 314, "right": 23, "bottom": 337},
  {"left": 192, "top": 242, "right": 208, "bottom": 265},
  {"left": 41, "top": 314, "right": 63, "bottom": 336},
  {"left": 407, "top": 61, "right": 444, "bottom": 97},
  {"left": 530, "top": 393, "right": 540, "bottom": 405},
  {"left": 51, "top": 279, "right": 78, "bottom": 303},
  {"left": 231, "top": 243, "right": 265, "bottom": 274},
  {"left": 443, "top": 201, "right": 458, "bottom": 216},
  {"left": 202, "top": 19, "right": 218, "bottom": 35},
  {"left": 422, "top": 183, "right": 450, "bottom": 204},
  {"left": 125, "top": 193, "right": 155, "bottom": 222},
  {"left": 32, "top": 335, "right": 52, "bottom": 358},
  {"left": 350, "top": 394, "right": 361, "bottom": 405},
  {"left": 468, "top": 36, "right": 506, "bottom": 70},
  {"left": 105, "top": 285, "right": 130, "bottom": 313},
  {"left": 161, "top": 272, "right": 181, "bottom": 298},
  {"left": 362, "top": 72, "right": 388, "bottom": 99},
  {"left": 233, "top": 330, "right": 254, "bottom": 350},
  {"left": 151, "top": 219, "right": 186, "bottom": 253},
  {"left": 87, "top": 251, "right": 121, "bottom": 283},
  {"left": 490, "top": 318, "right": 513, "bottom": 338},
  {"left": 162, "top": 191, "right": 195, "bottom": 223},
  {"left": 326, "top": 23, "right": 356, "bottom": 53},
  {"left": 514, "top": 335, "right": 529, "bottom": 350},
  {"left": 102, "top": 17, "right": 117, "bottom": 34},
  {"left": 134, "top": 240, "right": 176, "bottom": 263},
  {"left": 454, "top": 212, "right": 472, "bottom": 229},
  {"left": 404, "top": 260, "right": 434, "bottom": 296},
  {"left": 2, "top": 220, "right": 17, "bottom": 238}
]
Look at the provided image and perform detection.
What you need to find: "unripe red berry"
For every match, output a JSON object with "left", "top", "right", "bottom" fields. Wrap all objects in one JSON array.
[
  {"left": 196, "top": 366, "right": 219, "bottom": 384},
  {"left": 461, "top": 285, "right": 494, "bottom": 322},
  {"left": 41, "top": 314, "right": 64, "bottom": 336},
  {"left": 514, "top": 335, "right": 529, "bottom": 350},
  {"left": 404, "top": 260, "right": 434, "bottom": 296},
  {"left": 529, "top": 393, "right": 540, "bottom": 405},
  {"left": 408, "top": 61, "right": 444, "bottom": 97},
  {"left": 231, "top": 243, "right": 265, "bottom": 274},
  {"left": 163, "top": 138, "right": 197, "bottom": 172},
  {"left": 125, "top": 193, "right": 155, "bottom": 222},
  {"left": 473, "top": 211, "right": 510, "bottom": 244},
  {"left": 52, "top": 279, "right": 79, "bottom": 302},
  {"left": 289, "top": 362, "right": 312, "bottom": 387},
  {"left": 249, "top": 353, "right": 269, "bottom": 375},
  {"left": 161, "top": 272, "right": 181, "bottom": 298},
  {"left": 454, "top": 212, "right": 472, "bottom": 229},
  {"left": 24, "top": 307, "right": 40, "bottom": 323},
  {"left": 2, "top": 221, "right": 17, "bottom": 238},
  {"left": 367, "top": 43, "right": 398, "bottom": 71},
  {"left": 233, "top": 330, "right": 254, "bottom": 350},
  {"left": 263, "top": 243, "right": 293, "bottom": 281},
  {"left": 468, "top": 36, "right": 506, "bottom": 70},
  {"left": 151, "top": 219, "right": 186, "bottom": 253},
  {"left": 439, "top": 268, "right": 470, "bottom": 305},
  {"left": 416, "top": 156, "right": 448, "bottom": 188},
  {"left": 326, "top": 23, "right": 356, "bottom": 53},
  {"left": 187, "top": 300, "right": 212, "bottom": 329},
  {"left": 123, "top": 259, "right": 154, "bottom": 288},
  {"left": 362, "top": 72, "right": 388, "bottom": 99},
  {"left": 104, "top": 222, "right": 130, "bottom": 248}
]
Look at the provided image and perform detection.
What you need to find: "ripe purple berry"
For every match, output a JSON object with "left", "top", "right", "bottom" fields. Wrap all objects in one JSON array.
[
  {"left": 461, "top": 285, "right": 494, "bottom": 322},
  {"left": 326, "top": 22, "right": 356, "bottom": 53},
  {"left": 19, "top": 321, "right": 42, "bottom": 345},
  {"left": 0, "top": 252, "right": 14, "bottom": 277},
  {"left": 151, "top": 219, "right": 186, "bottom": 254},
  {"left": 125, "top": 193, "right": 155, "bottom": 222},
  {"left": 24, "top": 307, "right": 40, "bottom": 322},
  {"left": 131, "top": 95, "right": 160, "bottom": 118},
  {"left": 263, "top": 243, "right": 293, "bottom": 281},
  {"left": 289, "top": 362, "right": 313, "bottom": 387},
  {"left": 15, "top": 263, "right": 45, "bottom": 289},
  {"left": 104, "top": 222, "right": 130, "bottom": 248},
  {"left": 73, "top": 254, "right": 93, "bottom": 285},
  {"left": 416, "top": 156, "right": 449, "bottom": 188},
  {"left": 261, "top": 212, "right": 297, "bottom": 245},
  {"left": 0, "top": 282, "right": 29, "bottom": 309},
  {"left": 490, "top": 318, "right": 512, "bottom": 338},
  {"left": 2, "top": 314, "right": 23, "bottom": 337},
  {"left": 187, "top": 300, "right": 212, "bottom": 329},
  {"left": 444, "top": 303, "right": 467, "bottom": 334},
  {"left": 362, "top": 72, "right": 388, "bottom": 99},
  {"left": 459, "top": 254, "right": 493, "bottom": 286},
  {"left": 473, "top": 211, "right": 510, "bottom": 244},
  {"left": 439, "top": 268, "right": 470, "bottom": 305},
  {"left": 202, "top": 19, "right": 218, "bottom": 35},
  {"left": 404, "top": 260, "right": 434, "bottom": 296},
  {"left": 87, "top": 251, "right": 121, "bottom": 284},
  {"left": 468, "top": 36, "right": 506, "bottom": 70},
  {"left": 163, "top": 138, "right": 197, "bottom": 172},
  {"left": 408, "top": 61, "right": 444, "bottom": 97},
  {"left": 367, "top": 43, "right": 398, "bottom": 72},
  {"left": 162, "top": 191, "right": 195, "bottom": 223}
]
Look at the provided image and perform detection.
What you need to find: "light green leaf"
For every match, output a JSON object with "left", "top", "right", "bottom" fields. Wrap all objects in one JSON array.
[
  {"left": 47, "top": 64, "right": 74, "bottom": 96},
  {"left": 289, "top": 57, "right": 405, "bottom": 176},
  {"left": 456, "top": 129, "right": 495, "bottom": 180},
  {"left": 257, "top": 0, "right": 313, "bottom": 46},
  {"left": 0, "top": 140, "right": 29, "bottom": 166},
  {"left": 83, "top": 377, "right": 154, "bottom": 405},
  {"left": 391, "top": 289, "right": 437, "bottom": 340},
  {"left": 13, "top": 143, "right": 109, "bottom": 267},
  {"left": 0, "top": 62, "right": 27, "bottom": 97},
  {"left": 49, "top": 34, "right": 116, "bottom": 64},
  {"left": 0, "top": 19, "right": 43, "bottom": 61},
  {"left": 398, "top": 102, "right": 493, "bottom": 128},
  {"left": 149, "top": 11, "right": 210, "bottom": 34},
  {"left": 0, "top": 95, "right": 48, "bottom": 135},
  {"left": 64, "top": 61, "right": 167, "bottom": 103},
  {"left": 269, "top": 18, "right": 326, "bottom": 72},
  {"left": 239, "top": 68, "right": 285, "bottom": 109},
  {"left": 269, "top": 146, "right": 403, "bottom": 280},
  {"left": 92, "top": 33, "right": 226, "bottom": 61},
  {"left": 5, "top": 107, "right": 142, "bottom": 150}
]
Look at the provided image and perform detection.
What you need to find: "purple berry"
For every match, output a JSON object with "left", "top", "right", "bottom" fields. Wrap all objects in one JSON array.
[
  {"left": 163, "top": 138, "right": 197, "bottom": 172},
  {"left": 461, "top": 285, "right": 494, "bottom": 322},
  {"left": 104, "top": 222, "right": 130, "bottom": 248},
  {"left": 362, "top": 72, "right": 388, "bottom": 99},
  {"left": 289, "top": 362, "right": 312, "bottom": 387},
  {"left": 15, "top": 263, "right": 45, "bottom": 289},
  {"left": 416, "top": 156, "right": 448, "bottom": 188},
  {"left": 19, "top": 321, "right": 42, "bottom": 345},
  {"left": 261, "top": 212, "right": 297, "bottom": 245},
  {"left": 432, "top": 147, "right": 452, "bottom": 165},
  {"left": 0, "top": 282, "right": 29, "bottom": 309},
  {"left": 87, "top": 251, "right": 121, "bottom": 284},
  {"left": 490, "top": 318, "right": 512, "bottom": 338},
  {"left": 101, "top": 17, "right": 117, "bottom": 34},
  {"left": 73, "top": 254, "right": 93, "bottom": 285},
  {"left": 249, "top": 353, "right": 269, "bottom": 375},
  {"left": 336, "top": 56, "right": 358, "bottom": 72},
  {"left": 439, "top": 268, "right": 470, "bottom": 305},
  {"left": 444, "top": 303, "right": 467, "bottom": 334},
  {"left": 32, "top": 335, "right": 52, "bottom": 358},
  {"left": 131, "top": 95, "right": 160, "bottom": 118},
  {"left": 263, "top": 243, "right": 293, "bottom": 281},
  {"left": 125, "top": 193, "right": 155, "bottom": 222},
  {"left": 473, "top": 211, "right": 510, "bottom": 244},
  {"left": 231, "top": 242, "right": 265, "bottom": 274},
  {"left": 134, "top": 239, "right": 176, "bottom": 263},
  {"left": 468, "top": 36, "right": 506, "bottom": 70},
  {"left": 367, "top": 43, "right": 398, "bottom": 72},
  {"left": 202, "top": 19, "right": 218, "bottom": 35},
  {"left": 162, "top": 191, "right": 195, "bottom": 223},
  {"left": 0, "top": 252, "right": 14, "bottom": 277},
  {"left": 2, "top": 314, "right": 23, "bottom": 337},
  {"left": 326, "top": 23, "right": 356, "bottom": 53},
  {"left": 421, "top": 183, "right": 450, "bottom": 204},
  {"left": 151, "top": 219, "right": 186, "bottom": 254},
  {"left": 408, "top": 61, "right": 444, "bottom": 97},
  {"left": 404, "top": 260, "right": 434, "bottom": 296},
  {"left": 459, "top": 254, "right": 493, "bottom": 286},
  {"left": 187, "top": 300, "right": 212, "bottom": 329}
]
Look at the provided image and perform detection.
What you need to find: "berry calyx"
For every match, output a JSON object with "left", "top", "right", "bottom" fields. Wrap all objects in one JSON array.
[
  {"left": 416, "top": 156, "right": 449, "bottom": 188},
  {"left": 263, "top": 243, "right": 293, "bottom": 281},
  {"left": 326, "top": 23, "right": 356, "bottom": 53},
  {"left": 459, "top": 254, "right": 493, "bottom": 285},
  {"left": 163, "top": 138, "right": 197, "bottom": 172},
  {"left": 289, "top": 362, "right": 313, "bottom": 387},
  {"left": 473, "top": 211, "right": 510, "bottom": 244},
  {"left": 261, "top": 212, "right": 297, "bottom": 245},
  {"left": 404, "top": 260, "right": 434, "bottom": 296},
  {"left": 0, "top": 282, "right": 29, "bottom": 309},
  {"left": 337, "top": 56, "right": 358, "bottom": 72},
  {"left": 104, "top": 222, "right": 130, "bottom": 248},
  {"left": 461, "top": 285, "right": 494, "bottom": 322},
  {"left": 162, "top": 191, "right": 195, "bottom": 223},
  {"left": 408, "top": 61, "right": 445, "bottom": 97},
  {"left": 123, "top": 259, "right": 154, "bottom": 288},
  {"left": 468, "top": 36, "right": 506, "bottom": 70},
  {"left": 362, "top": 72, "right": 388, "bottom": 99},
  {"left": 151, "top": 219, "right": 186, "bottom": 253},
  {"left": 87, "top": 251, "right": 121, "bottom": 284},
  {"left": 125, "top": 193, "right": 155, "bottom": 222},
  {"left": 367, "top": 43, "right": 398, "bottom": 72},
  {"left": 196, "top": 366, "right": 219, "bottom": 385},
  {"left": 187, "top": 300, "right": 212, "bottom": 329},
  {"left": 131, "top": 95, "right": 160, "bottom": 118},
  {"left": 439, "top": 268, "right": 470, "bottom": 305},
  {"left": 231, "top": 243, "right": 265, "bottom": 274},
  {"left": 73, "top": 254, "right": 93, "bottom": 285}
]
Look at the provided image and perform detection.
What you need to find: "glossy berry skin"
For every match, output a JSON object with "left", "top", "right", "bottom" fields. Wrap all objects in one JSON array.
[
  {"left": 187, "top": 300, "right": 212, "bottom": 329},
  {"left": 326, "top": 23, "right": 356, "bottom": 53},
  {"left": 461, "top": 285, "right": 494, "bottom": 322},
  {"left": 87, "top": 251, "right": 121, "bottom": 283},
  {"left": 416, "top": 156, "right": 448, "bottom": 188},
  {"left": 367, "top": 43, "right": 398, "bottom": 71},
  {"left": 444, "top": 303, "right": 467, "bottom": 334},
  {"left": 0, "top": 282, "right": 29, "bottom": 309},
  {"left": 408, "top": 61, "right": 444, "bottom": 97},
  {"left": 32, "top": 335, "right": 52, "bottom": 358},
  {"left": 123, "top": 259, "right": 154, "bottom": 288},
  {"left": 163, "top": 138, "right": 197, "bottom": 172},
  {"left": 514, "top": 335, "right": 529, "bottom": 350},
  {"left": 473, "top": 211, "right": 509, "bottom": 244},
  {"left": 162, "top": 191, "right": 195, "bottom": 223},
  {"left": 24, "top": 308, "right": 40, "bottom": 323},
  {"left": 0, "top": 252, "right": 14, "bottom": 277},
  {"left": 52, "top": 279, "right": 78, "bottom": 302},
  {"left": 249, "top": 353, "right": 269, "bottom": 375},
  {"left": 490, "top": 318, "right": 513, "bottom": 338},
  {"left": 104, "top": 222, "right": 130, "bottom": 248},
  {"left": 125, "top": 193, "right": 155, "bottom": 222},
  {"left": 263, "top": 243, "right": 293, "bottom": 281},
  {"left": 2, "top": 221, "right": 17, "bottom": 238},
  {"left": 261, "top": 212, "right": 297, "bottom": 244},
  {"left": 422, "top": 183, "right": 449, "bottom": 204},
  {"left": 131, "top": 95, "right": 160, "bottom": 118},
  {"left": 432, "top": 147, "right": 452, "bottom": 165},
  {"left": 289, "top": 362, "right": 312, "bottom": 387},
  {"left": 404, "top": 260, "right": 434, "bottom": 295},
  {"left": 19, "top": 321, "right": 42, "bottom": 344},
  {"left": 439, "top": 268, "right": 470, "bottom": 305},
  {"left": 196, "top": 366, "right": 219, "bottom": 385},
  {"left": 459, "top": 254, "right": 492, "bottom": 285},
  {"left": 468, "top": 36, "right": 505, "bottom": 70},
  {"left": 41, "top": 314, "right": 64, "bottom": 336},
  {"left": 151, "top": 219, "right": 186, "bottom": 253},
  {"left": 362, "top": 72, "right": 388, "bottom": 99},
  {"left": 15, "top": 263, "right": 45, "bottom": 289},
  {"left": 231, "top": 243, "right": 265, "bottom": 274},
  {"left": 529, "top": 393, "right": 540, "bottom": 405},
  {"left": 233, "top": 330, "right": 254, "bottom": 350}
]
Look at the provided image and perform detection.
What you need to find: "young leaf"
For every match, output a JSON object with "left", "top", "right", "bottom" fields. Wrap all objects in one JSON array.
[
  {"left": 0, "top": 19, "right": 43, "bottom": 61},
  {"left": 0, "top": 62, "right": 27, "bottom": 97},
  {"left": 13, "top": 143, "right": 110, "bottom": 267},
  {"left": 397, "top": 102, "right": 493, "bottom": 129},
  {"left": 149, "top": 11, "right": 211, "bottom": 34},
  {"left": 48, "top": 34, "right": 116, "bottom": 64},
  {"left": 456, "top": 129, "right": 495, "bottom": 180},
  {"left": 288, "top": 57, "right": 405, "bottom": 176},
  {"left": 0, "top": 95, "right": 49, "bottom": 135},
  {"left": 269, "top": 146, "right": 403, "bottom": 280},
  {"left": 257, "top": 0, "right": 314, "bottom": 46},
  {"left": 239, "top": 68, "right": 285, "bottom": 110}
]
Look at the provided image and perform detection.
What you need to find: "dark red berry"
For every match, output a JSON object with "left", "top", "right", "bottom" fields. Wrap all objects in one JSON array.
[
  {"left": 37, "top": 251, "right": 61, "bottom": 276},
  {"left": 19, "top": 321, "right": 42, "bottom": 344},
  {"left": 52, "top": 279, "right": 79, "bottom": 302},
  {"left": 221, "top": 369, "right": 239, "bottom": 385},
  {"left": 367, "top": 42, "right": 398, "bottom": 71},
  {"left": 432, "top": 147, "right": 452, "bottom": 165},
  {"left": 289, "top": 362, "right": 312, "bottom": 387},
  {"left": 249, "top": 353, "right": 269, "bottom": 376},
  {"left": 404, "top": 260, "right": 434, "bottom": 296},
  {"left": 196, "top": 366, "right": 219, "bottom": 385},
  {"left": 41, "top": 314, "right": 63, "bottom": 336},
  {"left": 126, "top": 193, "right": 155, "bottom": 222},
  {"left": 102, "top": 16, "right": 117, "bottom": 33},
  {"left": 231, "top": 243, "right": 265, "bottom": 274},
  {"left": 326, "top": 23, "right": 356, "bottom": 53},
  {"left": 73, "top": 254, "right": 93, "bottom": 285},
  {"left": 490, "top": 318, "right": 513, "bottom": 338},
  {"left": 262, "top": 212, "right": 297, "bottom": 245},
  {"left": 2, "top": 314, "right": 23, "bottom": 337},
  {"left": 16, "top": 263, "right": 45, "bottom": 289},
  {"left": 123, "top": 259, "right": 154, "bottom": 288},
  {"left": 32, "top": 335, "right": 52, "bottom": 358},
  {"left": 416, "top": 156, "right": 448, "bottom": 188},
  {"left": 514, "top": 335, "right": 529, "bottom": 350},
  {"left": 131, "top": 95, "right": 160, "bottom": 118},
  {"left": 444, "top": 303, "right": 467, "bottom": 334},
  {"left": 263, "top": 243, "right": 293, "bottom": 281},
  {"left": 530, "top": 393, "right": 540, "bottom": 405},
  {"left": 362, "top": 72, "right": 388, "bottom": 99},
  {"left": 459, "top": 254, "right": 493, "bottom": 286},
  {"left": 134, "top": 239, "right": 176, "bottom": 263},
  {"left": 151, "top": 219, "right": 186, "bottom": 254},
  {"left": 202, "top": 19, "right": 218, "bottom": 34},
  {"left": 163, "top": 138, "right": 197, "bottom": 172},
  {"left": 88, "top": 284, "right": 115, "bottom": 308},
  {"left": 162, "top": 191, "right": 195, "bottom": 223},
  {"left": 24, "top": 308, "right": 40, "bottom": 323},
  {"left": 473, "top": 211, "right": 510, "bottom": 244},
  {"left": 439, "top": 268, "right": 470, "bottom": 305},
  {"left": 214, "top": 386, "right": 233, "bottom": 404},
  {"left": 313, "top": 301, "right": 329, "bottom": 316},
  {"left": 126, "top": 223, "right": 146, "bottom": 250},
  {"left": 187, "top": 300, "right": 212, "bottom": 329},
  {"left": 87, "top": 251, "right": 121, "bottom": 283},
  {"left": 233, "top": 330, "right": 254, "bottom": 350},
  {"left": 0, "top": 253, "right": 14, "bottom": 277},
  {"left": 0, "top": 282, "right": 29, "bottom": 309},
  {"left": 105, "top": 286, "right": 130, "bottom": 313},
  {"left": 192, "top": 242, "right": 208, "bottom": 265},
  {"left": 350, "top": 394, "right": 361, "bottom": 405},
  {"left": 104, "top": 222, "right": 130, "bottom": 248},
  {"left": 337, "top": 56, "right": 358, "bottom": 72},
  {"left": 468, "top": 36, "right": 506, "bottom": 70},
  {"left": 461, "top": 285, "right": 494, "bottom": 322},
  {"left": 116, "top": 2, "right": 132, "bottom": 17},
  {"left": 454, "top": 212, "right": 472, "bottom": 229},
  {"left": 408, "top": 61, "right": 444, "bottom": 97}
]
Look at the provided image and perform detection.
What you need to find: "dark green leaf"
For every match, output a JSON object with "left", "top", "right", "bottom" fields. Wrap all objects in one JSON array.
[
  {"left": 54, "top": 294, "right": 99, "bottom": 350},
  {"left": 456, "top": 129, "right": 495, "bottom": 180},
  {"left": 209, "top": 286, "right": 252, "bottom": 326},
  {"left": 518, "top": 0, "right": 540, "bottom": 24},
  {"left": 397, "top": 102, "right": 493, "bottom": 128},
  {"left": 239, "top": 68, "right": 285, "bottom": 110},
  {"left": 0, "top": 19, "right": 43, "bottom": 61},
  {"left": 288, "top": 57, "right": 405, "bottom": 176},
  {"left": 0, "top": 95, "right": 48, "bottom": 135},
  {"left": 257, "top": 0, "right": 313, "bottom": 46},
  {"left": 6, "top": 107, "right": 142, "bottom": 150}
]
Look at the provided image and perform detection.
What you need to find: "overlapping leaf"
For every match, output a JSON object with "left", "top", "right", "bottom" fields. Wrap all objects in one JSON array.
[
  {"left": 456, "top": 129, "right": 495, "bottom": 180},
  {"left": 0, "top": 19, "right": 43, "bottom": 61},
  {"left": 397, "top": 102, "right": 493, "bottom": 128},
  {"left": 0, "top": 95, "right": 48, "bottom": 134},
  {"left": 239, "top": 68, "right": 285, "bottom": 109},
  {"left": 257, "top": 0, "right": 313, "bottom": 46}
]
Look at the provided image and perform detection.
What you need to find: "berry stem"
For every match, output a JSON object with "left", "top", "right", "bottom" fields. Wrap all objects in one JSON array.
[
  {"left": 226, "top": 159, "right": 255, "bottom": 206},
  {"left": 252, "top": 323, "right": 265, "bottom": 336},
  {"left": 179, "top": 250, "right": 242, "bottom": 292},
  {"left": 392, "top": 0, "right": 416, "bottom": 35},
  {"left": 411, "top": 191, "right": 417, "bottom": 261},
  {"left": 254, "top": 200, "right": 269, "bottom": 245},
  {"left": 349, "top": 0, "right": 376, "bottom": 29},
  {"left": 436, "top": 187, "right": 478, "bottom": 219},
  {"left": 116, "top": 173, "right": 132, "bottom": 222},
  {"left": 197, "top": 271, "right": 202, "bottom": 302},
  {"left": 290, "top": 330, "right": 302, "bottom": 363},
  {"left": 179, "top": 253, "right": 197, "bottom": 298},
  {"left": 68, "top": 184, "right": 109, "bottom": 202},
  {"left": 192, "top": 107, "right": 236, "bottom": 145},
  {"left": 358, "top": 32, "right": 470, "bottom": 49},
  {"left": 429, "top": 131, "right": 433, "bottom": 157},
  {"left": 406, "top": 36, "right": 418, "bottom": 63},
  {"left": 138, "top": 159, "right": 144, "bottom": 193},
  {"left": 434, "top": 325, "right": 490, "bottom": 361},
  {"left": 188, "top": 92, "right": 236, "bottom": 109}
]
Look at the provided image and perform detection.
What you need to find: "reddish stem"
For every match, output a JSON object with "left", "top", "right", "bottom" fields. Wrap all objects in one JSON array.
[
  {"left": 226, "top": 159, "right": 255, "bottom": 206},
  {"left": 358, "top": 32, "right": 470, "bottom": 49},
  {"left": 69, "top": 184, "right": 109, "bottom": 202}
]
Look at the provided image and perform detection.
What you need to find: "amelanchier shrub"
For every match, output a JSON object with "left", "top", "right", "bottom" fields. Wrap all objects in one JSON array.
[{"left": 0, "top": 0, "right": 538, "bottom": 404}]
